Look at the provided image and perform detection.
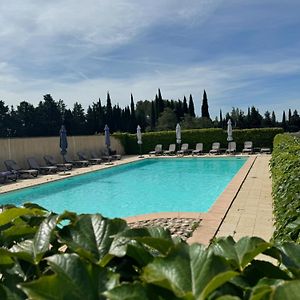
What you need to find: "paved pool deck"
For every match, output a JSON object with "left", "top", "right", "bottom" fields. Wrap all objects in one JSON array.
[{"left": 0, "top": 154, "right": 274, "bottom": 245}]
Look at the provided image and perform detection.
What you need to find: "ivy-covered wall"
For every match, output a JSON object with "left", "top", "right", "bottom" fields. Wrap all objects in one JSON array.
[{"left": 270, "top": 134, "right": 300, "bottom": 243}]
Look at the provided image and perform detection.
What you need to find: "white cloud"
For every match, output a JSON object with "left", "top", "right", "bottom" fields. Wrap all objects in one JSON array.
[{"left": 1, "top": 55, "right": 299, "bottom": 119}]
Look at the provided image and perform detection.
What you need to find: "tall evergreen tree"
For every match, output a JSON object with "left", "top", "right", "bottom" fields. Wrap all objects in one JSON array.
[
  {"left": 157, "top": 88, "right": 164, "bottom": 114},
  {"left": 219, "top": 109, "right": 223, "bottom": 128},
  {"left": 130, "top": 93, "right": 137, "bottom": 132},
  {"left": 271, "top": 111, "right": 276, "bottom": 127},
  {"left": 105, "top": 92, "right": 113, "bottom": 130},
  {"left": 188, "top": 94, "right": 195, "bottom": 117},
  {"left": 150, "top": 101, "right": 156, "bottom": 130},
  {"left": 35, "top": 94, "right": 61, "bottom": 136},
  {"left": 282, "top": 111, "right": 286, "bottom": 131},
  {"left": 71, "top": 102, "right": 86, "bottom": 135},
  {"left": 183, "top": 96, "right": 188, "bottom": 114},
  {"left": 201, "top": 90, "right": 210, "bottom": 119},
  {"left": 288, "top": 109, "right": 292, "bottom": 123}
]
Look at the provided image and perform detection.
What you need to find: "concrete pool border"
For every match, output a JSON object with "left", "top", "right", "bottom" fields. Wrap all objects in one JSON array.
[
  {"left": 0, "top": 155, "right": 256, "bottom": 245},
  {"left": 124, "top": 155, "right": 256, "bottom": 245}
]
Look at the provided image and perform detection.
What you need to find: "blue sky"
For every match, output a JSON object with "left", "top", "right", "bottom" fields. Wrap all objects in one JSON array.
[{"left": 0, "top": 0, "right": 299, "bottom": 119}]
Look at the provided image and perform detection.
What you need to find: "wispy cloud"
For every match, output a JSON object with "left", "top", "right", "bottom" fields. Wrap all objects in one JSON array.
[{"left": 0, "top": 0, "right": 299, "bottom": 120}]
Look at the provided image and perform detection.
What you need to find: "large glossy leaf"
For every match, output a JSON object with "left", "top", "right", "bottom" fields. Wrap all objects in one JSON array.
[
  {"left": 110, "top": 239, "right": 153, "bottom": 267},
  {"left": 59, "top": 214, "right": 128, "bottom": 263},
  {"left": 277, "top": 242, "right": 300, "bottom": 278},
  {"left": 108, "top": 227, "right": 176, "bottom": 266},
  {"left": 250, "top": 279, "right": 300, "bottom": 300},
  {"left": 20, "top": 253, "right": 119, "bottom": 300},
  {"left": 0, "top": 284, "right": 25, "bottom": 300},
  {"left": 0, "top": 207, "right": 46, "bottom": 227},
  {"left": 104, "top": 283, "right": 154, "bottom": 300},
  {"left": 9, "top": 214, "right": 59, "bottom": 264},
  {"left": 142, "top": 243, "right": 237, "bottom": 299},
  {"left": 212, "top": 237, "right": 271, "bottom": 270}
]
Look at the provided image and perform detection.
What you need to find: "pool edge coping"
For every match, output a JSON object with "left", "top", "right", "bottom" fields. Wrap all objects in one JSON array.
[{"left": 187, "top": 155, "right": 256, "bottom": 245}]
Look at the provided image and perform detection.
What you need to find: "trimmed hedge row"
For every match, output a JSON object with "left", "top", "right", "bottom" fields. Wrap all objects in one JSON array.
[
  {"left": 114, "top": 127, "right": 283, "bottom": 154},
  {"left": 270, "top": 134, "right": 300, "bottom": 243}
]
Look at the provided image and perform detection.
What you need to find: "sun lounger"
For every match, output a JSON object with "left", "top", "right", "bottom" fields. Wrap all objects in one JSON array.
[
  {"left": 44, "top": 155, "right": 73, "bottom": 171},
  {"left": 242, "top": 141, "right": 253, "bottom": 154},
  {"left": 209, "top": 142, "right": 221, "bottom": 154},
  {"left": 164, "top": 144, "right": 176, "bottom": 155},
  {"left": 108, "top": 149, "right": 122, "bottom": 160},
  {"left": 98, "top": 149, "right": 113, "bottom": 162},
  {"left": 149, "top": 144, "right": 163, "bottom": 156},
  {"left": 260, "top": 147, "right": 271, "bottom": 154},
  {"left": 77, "top": 151, "right": 102, "bottom": 164},
  {"left": 0, "top": 170, "right": 17, "bottom": 184},
  {"left": 27, "top": 157, "right": 58, "bottom": 174},
  {"left": 226, "top": 142, "right": 236, "bottom": 154},
  {"left": 177, "top": 143, "right": 190, "bottom": 155},
  {"left": 63, "top": 154, "right": 89, "bottom": 167},
  {"left": 192, "top": 143, "right": 203, "bottom": 155},
  {"left": 4, "top": 160, "right": 39, "bottom": 178}
]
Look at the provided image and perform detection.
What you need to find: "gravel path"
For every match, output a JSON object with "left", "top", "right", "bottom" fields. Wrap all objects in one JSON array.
[{"left": 128, "top": 217, "right": 200, "bottom": 241}]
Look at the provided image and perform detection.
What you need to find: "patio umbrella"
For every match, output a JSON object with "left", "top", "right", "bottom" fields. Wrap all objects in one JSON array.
[
  {"left": 59, "top": 125, "right": 70, "bottom": 175},
  {"left": 104, "top": 124, "right": 111, "bottom": 149},
  {"left": 59, "top": 125, "right": 68, "bottom": 156},
  {"left": 227, "top": 119, "right": 233, "bottom": 141},
  {"left": 176, "top": 123, "right": 181, "bottom": 150},
  {"left": 137, "top": 125, "right": 143, "bottom": 158}
]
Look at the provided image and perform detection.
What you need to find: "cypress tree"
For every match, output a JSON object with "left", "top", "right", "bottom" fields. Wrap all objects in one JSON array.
[
  {"left": 282, "top": 111, "right": 286, "bottom": 131},
  {"left": 150, "top": 101, "right": 156, "bottom": 130},
  {"left": 201, "top": 90, "right": 210, "bottom": 119},
  {"left": 219, "top": 109, "right": 223, "bottom": 128},
  {"left": 106, "top": 92, "right": 113, "bottom": 130},
  {"left": 188, "top": 94, "right": 195, "bottom": 117},
  {"left": 271, "top": 111, "right": 276, "bottom": 127},
  {"left": 288, "top": 109, "right": 292, "bottom": 123},
  {"left": 183, "top": 96, "right": 188, "bottom": 114},
  {"left": 157, "top": 88, "right": 164, "bottom": 114},
  {"left": 130, "top": 93, "right": 136, "bottom": 132}
]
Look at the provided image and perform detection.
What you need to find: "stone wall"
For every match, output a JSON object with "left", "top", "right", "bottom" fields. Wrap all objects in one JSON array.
[{"left": 0, "top": 135, "right": 124, "bottom": 169}]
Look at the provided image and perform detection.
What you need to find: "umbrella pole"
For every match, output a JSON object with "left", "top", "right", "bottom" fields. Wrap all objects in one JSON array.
[{"left": 139, "top": 144, "right": 144, "bottom": 158}]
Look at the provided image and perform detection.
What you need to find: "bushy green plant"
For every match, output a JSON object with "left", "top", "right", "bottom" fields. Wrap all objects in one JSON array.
[
  {"left": 270, "top": 134, "right": 300, "bottom": 243},
  {"left": 1, "top": 204, "right": 300, "bottom": 299},
  {"left": 114, "top": 128, "right": 283, "bottom": 154}
]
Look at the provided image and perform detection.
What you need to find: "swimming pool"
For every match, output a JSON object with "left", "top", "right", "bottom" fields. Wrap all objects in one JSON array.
[{"left": 0, "top": 157, "right": 247, "bottom": 218}]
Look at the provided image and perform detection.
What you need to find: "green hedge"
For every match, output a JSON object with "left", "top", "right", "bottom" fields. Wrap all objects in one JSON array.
[
  {"left": 114, "top": 127, "right": 283, "bottom": 154},
  {"left": 1, "top": 204, "right": 300, "bottom": 299},
  {"left": 270, "top": 134, "right": 300, "bottom": 243}
]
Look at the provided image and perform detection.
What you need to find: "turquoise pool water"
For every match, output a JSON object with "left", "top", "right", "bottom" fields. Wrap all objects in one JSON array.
[{"left": 0, "top": 158, "right": 246, "bottom": 218}]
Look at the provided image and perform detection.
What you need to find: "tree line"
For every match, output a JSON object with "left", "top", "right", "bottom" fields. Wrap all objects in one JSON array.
[{"left": 0, "top": 90, "right": 299, "bottom": 137}]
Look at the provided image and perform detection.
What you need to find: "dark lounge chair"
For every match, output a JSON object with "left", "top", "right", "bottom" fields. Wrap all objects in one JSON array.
[
  {"left": 209, "top": 142, "right": 221, "bottom": 155},
  {"left": 27, "top": 157, "right": 58, "bottom": 174},
  {"left": 4, "top": 160, "right": 38, "bottom": 178},
  {"left": 149, "top": 144, "right": 163, "bottom": 156},
  {"left": 164, "top": 144, "right": 176, "bottom": 155},
  {"left": 0, "top": 170, "right": 17, "bottom": 184},
  {"left": 44, "top": 155, "right": 73, "bottom": 171},
  {"left": 192, "top": 143, "right": 203, "bottom": 155},
  {"left": 177, "top": 143, "right": 190, "bottom": 155},
  {"left": 77, "top": 151, "right": 102, "bottom": 164},
  {"left": 98, "top": 149, "right": 113, "bottom": 162},
  {"left": 226, "top": 142, "right": 236, "bottom": 154},
  {"left": 242, "top": 141, "right": 253, "bottom": 154},
  {"left": 63, "top": 154, "right": 89, "bottom": 167}
]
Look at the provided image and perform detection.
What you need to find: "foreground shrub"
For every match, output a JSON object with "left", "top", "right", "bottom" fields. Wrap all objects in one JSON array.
[
  {"left": 270, "top": 134, "right": 300, "bottom": 243},
  {"left": 114, "top": 128, "right": 283, "bottom": 154},
  {"left": 0, "top": 204, "right": 300, "bottom": 299}
]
